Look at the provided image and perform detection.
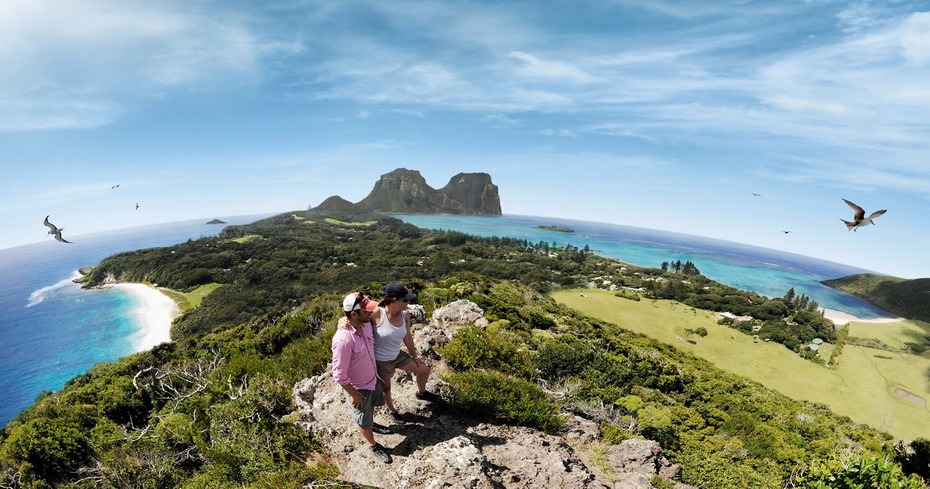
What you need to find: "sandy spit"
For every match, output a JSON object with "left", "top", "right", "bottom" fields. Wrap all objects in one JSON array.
[{"left": 821, "top": 308, "right": 905, "bottom": 326}]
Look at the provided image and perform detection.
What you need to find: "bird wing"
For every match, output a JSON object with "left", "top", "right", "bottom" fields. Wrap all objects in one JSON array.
[
  {"left": 43, "top": 215, "right": 57, "bottom": 231},
  {"left": 843, "top": 199, "right": 865, "bottom": 220},
  {"left": 867, "top": 209, "right": 887, "bottom": 219},
  {"left": 53, "top": 230, "right": 72, "bottom": 243}
]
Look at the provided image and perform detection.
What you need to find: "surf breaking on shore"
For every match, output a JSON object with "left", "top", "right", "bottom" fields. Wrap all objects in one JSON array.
[{"left": 106, "top": 283, "right": 179, "bottom": 351}]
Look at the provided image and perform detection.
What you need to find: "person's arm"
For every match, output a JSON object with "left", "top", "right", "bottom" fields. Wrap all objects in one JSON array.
[
  {"left": 331, "top": 338, "right": 353, "bottom": 387},
  {"left": 340, "top": 383, "right": 365, "bottom": 408},
  {"left": 332, "top": 339, "right": 365, "bottom": 407},
  {"left": 402, "top": 313, "right": 420, "bottom": 366}
]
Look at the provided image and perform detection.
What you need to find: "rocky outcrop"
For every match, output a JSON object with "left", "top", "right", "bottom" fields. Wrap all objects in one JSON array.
[
  {"left": 291, "top": 300, "right": 694, "bottom": 489},
  {"left": 440, "top": 172, "right": 501, "bottom": 216},
  {"left": 312, "top": 168, "right": 502, "bottom": 215},
  {"left": 357, "top": 169, "right": 463, "bottom": 214},
  {"left": 431, "top": 299, "right": 489, "bottom": 327},
  {"left": 314, "top": 195, "right": 358, "bottom": 213}
]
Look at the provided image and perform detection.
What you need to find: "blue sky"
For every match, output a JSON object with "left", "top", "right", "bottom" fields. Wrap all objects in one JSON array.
[{"left": 2, "top": 0, "right": 929, "bottom": 278}]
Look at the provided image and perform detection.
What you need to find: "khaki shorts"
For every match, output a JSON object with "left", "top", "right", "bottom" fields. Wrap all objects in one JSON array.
[
  {"left": 376, "top": 350, "right": 415, "bottom": 383},
  {"left": 345, "top": 381, "right": 385, "bottom": 429}
]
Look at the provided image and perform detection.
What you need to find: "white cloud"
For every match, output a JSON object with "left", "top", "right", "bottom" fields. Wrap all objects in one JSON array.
[
  {"left": 895, "top": 12, "right": 930, "bottom": 65},
  {"left": 541, "top": 129, "right": 577, "bottom": 137},
  {"left": 387, "top": 108, "right": 425, "bottom": 118},
  {"left": 508, "top": 51, "right": 598, "bottom": 84},
  {"left": 0, "top": 0, "right": 259, "bottom": 132}
]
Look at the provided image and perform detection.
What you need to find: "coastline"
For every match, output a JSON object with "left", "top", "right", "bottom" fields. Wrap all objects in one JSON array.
[
  {"left": 108, "top": 283, "right": 179, "bottom": 351},
  {"left": 822, "top": 308, "right": 905, "bottom": 326}
]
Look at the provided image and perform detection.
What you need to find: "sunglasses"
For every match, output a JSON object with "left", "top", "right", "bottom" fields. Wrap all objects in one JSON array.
[{"left": 351, "top": 292, "right": 369, "bottom": 311}]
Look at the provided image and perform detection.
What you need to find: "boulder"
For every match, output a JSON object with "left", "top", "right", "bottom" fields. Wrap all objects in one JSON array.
[{"left": 431, "top": 300, "right": 488, "bottom": 327}]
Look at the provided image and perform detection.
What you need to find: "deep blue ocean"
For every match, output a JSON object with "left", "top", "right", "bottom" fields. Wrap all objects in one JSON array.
[
  {"left": 0, "top": 212, "right": 893, "bottom": 427},
  {"left": 0, "top": 213, "right": 275, "bottom": 426}
]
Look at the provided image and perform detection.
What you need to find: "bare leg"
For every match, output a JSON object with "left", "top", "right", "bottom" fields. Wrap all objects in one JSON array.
[
  {"left": 358, "top": 427, "right": 376, "bottom": 446},
  {"left": 399, "top": 360, "right": 431, "bottom": 395},
  {"left": 382, "top": 376, "right": 398, "bottom": 413}
]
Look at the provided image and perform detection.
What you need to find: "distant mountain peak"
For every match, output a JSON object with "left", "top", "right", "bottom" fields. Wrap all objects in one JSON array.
[{"left": 312, "top": 168, "right": 501, "bottom": 215}]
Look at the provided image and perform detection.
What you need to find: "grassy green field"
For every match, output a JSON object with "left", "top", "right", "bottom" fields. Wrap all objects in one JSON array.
[
  {"left": 552, "top": 288, "right": 930, "bottom": 440},
  {"left": 154, "top": 283, "right": 222, "bottom": 312},
  {"left": 323, "top": 218, "right": 377, "bottom": 227}
]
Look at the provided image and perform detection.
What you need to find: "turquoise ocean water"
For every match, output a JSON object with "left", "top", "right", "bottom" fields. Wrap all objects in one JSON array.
[
  {"left": 0, "top": 214, "right": 275, "bottom": 426},
  {"left": 0, "top": 212, "right": 893, "bottom": 427},
  {"left": 394, "top": 214, "right": 894, "bottom": 318}
]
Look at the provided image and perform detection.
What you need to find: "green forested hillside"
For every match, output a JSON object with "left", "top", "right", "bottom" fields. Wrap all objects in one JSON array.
[
  {"left": 823, "top": 274, "right": 930, "bottom": 323},
  {"left": 1, "top": 212, "right": 926, "bottom": 488}
]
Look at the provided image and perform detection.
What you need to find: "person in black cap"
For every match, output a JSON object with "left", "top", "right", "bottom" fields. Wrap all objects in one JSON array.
[{"left": 370, "top": 282, "right": 439, "bottom": 421}]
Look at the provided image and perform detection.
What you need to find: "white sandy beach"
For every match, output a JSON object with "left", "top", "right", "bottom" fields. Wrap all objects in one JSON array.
[
  {"left": 110, "top": 283, "right": 179, "bottom": 351},
  {"left": 821, "top": 308, "right": 905, "bottom": 326}
]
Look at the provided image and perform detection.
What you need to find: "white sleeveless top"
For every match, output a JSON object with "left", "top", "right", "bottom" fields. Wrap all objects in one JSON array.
[{"left": 373, "top": 307, "right": 407, "bottom": 361}]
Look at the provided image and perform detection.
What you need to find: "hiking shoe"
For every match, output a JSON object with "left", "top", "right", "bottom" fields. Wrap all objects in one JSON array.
[
  {"left": 370, "top": 443, "right": 393, "bottom": 464},
  {"left": 415, "top": 390, "right": 440, "bottom": 402},
  {"left": 372, "top": 423, "right": 392, "bottom": 435}
]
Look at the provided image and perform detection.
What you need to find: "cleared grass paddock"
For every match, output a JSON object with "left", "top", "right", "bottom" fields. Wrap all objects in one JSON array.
[{"left": 552, "top": 288, "right": 930, "bottom": 440}]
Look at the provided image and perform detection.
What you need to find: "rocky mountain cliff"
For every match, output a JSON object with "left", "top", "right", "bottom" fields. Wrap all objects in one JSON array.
[
  {"left": 312, "top": 168, "right": 501, "bottom": 215},
  {"left": 292, "top": 300, "right": 693, "bottom": 489}
]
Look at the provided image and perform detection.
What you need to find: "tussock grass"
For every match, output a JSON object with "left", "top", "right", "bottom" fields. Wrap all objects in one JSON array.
[{"left": 552, "top": 288, "right": 930, "bottom": 440}]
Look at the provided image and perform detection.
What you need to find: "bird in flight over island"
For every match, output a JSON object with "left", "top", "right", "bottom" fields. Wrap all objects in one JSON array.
[
  {"left": 43, "top": 216, "right": 72, "bottom": 243},
  {"left": 751, "top": 193, "right": 762, "bottom": 197},
  {"left": 782, "top": 231, "right": 791, "bottom": 234},
  {"left": 841, "top": 199, "right": 887, "bottom": 231},
  {"left": 111, "top": 184, "right": 120, "bottom": 189},
  {"left": 135, "top": 202, "right": 139, "bottom": 210}
]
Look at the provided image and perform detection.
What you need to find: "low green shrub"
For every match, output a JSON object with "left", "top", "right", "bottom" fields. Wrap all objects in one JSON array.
[
  {"left": 534, "top": 340, "right": 596, "bottom": 380},
  {"left": 796, "top": 454, "right": 926, "bottom": 488},
  {"left": 614, "top": 290, "right": 641, "bottom": 301},
  {"left": 443, "top": 370, "right": 565, "bottom": 434},
  {"left": 438, "top": 323, "right": 535, "bottom": 378}
]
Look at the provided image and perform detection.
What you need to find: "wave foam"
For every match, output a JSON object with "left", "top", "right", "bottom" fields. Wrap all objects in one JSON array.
[{"left": 26, "top": 271, "right": 82, "bottom": 307}]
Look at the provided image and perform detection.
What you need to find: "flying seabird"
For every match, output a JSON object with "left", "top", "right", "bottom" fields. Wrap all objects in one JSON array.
[
  {"left": 43, "top": 216, "right": 72, "bottom": 243},
  {"left": 782, "top": 231, "right": 791, "bottom": 234},
  {"left": 751, "top": 193, "right": 762, "bottom": 197},
  {"left": 135, "top": 202, "right": 139, "bottom": 210},
  {"left": 111, "top": 184, "right": 120, "bottom": 189},
  {"left": 841, "top": 199, "right": 886, "bottom": 231}
]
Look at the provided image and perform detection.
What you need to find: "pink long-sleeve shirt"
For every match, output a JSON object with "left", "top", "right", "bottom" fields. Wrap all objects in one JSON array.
[{"left": 330, "top": 321, "right": 378, "bottom": 391}]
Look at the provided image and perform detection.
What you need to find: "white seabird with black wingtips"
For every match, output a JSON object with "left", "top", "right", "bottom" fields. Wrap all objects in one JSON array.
[
  {"left": 841, "top": 199, "right": 886, "bottom": 231},
  {"left": 43, "top": 215, "right": 72, "bottom": 243}
]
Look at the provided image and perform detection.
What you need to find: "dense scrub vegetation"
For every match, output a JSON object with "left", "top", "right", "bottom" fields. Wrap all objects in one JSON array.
[
  {"left": 823, "top": 274, "right": 930, "bottom": 323},
  {"left": 2, "top": 211, "right": 926, "bottom": 488}
]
